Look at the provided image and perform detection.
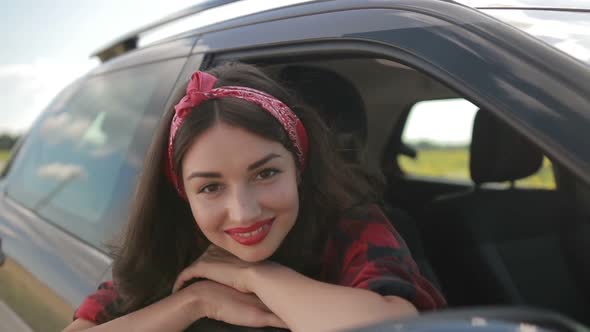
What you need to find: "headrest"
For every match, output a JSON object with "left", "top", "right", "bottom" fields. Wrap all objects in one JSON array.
[
  {"left": 470, "top": 110, "right": 543, "bottom": 184},
  {"left": 279, "top": 65, "right": 367, "bottom": 139}
]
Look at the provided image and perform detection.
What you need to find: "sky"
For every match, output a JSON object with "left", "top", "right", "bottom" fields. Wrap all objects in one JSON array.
[{"left": 0, "top": 0, "right": 197, "bottom": 134}]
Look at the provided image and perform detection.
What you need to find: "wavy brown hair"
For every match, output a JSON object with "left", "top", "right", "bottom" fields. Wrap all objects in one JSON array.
[{"left": 111, "top": 62, "right": 378, "bottom": 314}]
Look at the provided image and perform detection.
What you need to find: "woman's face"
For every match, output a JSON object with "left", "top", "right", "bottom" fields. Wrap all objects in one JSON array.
[{"left": 181, "top": 122, "right": 299, "bottom": 262}]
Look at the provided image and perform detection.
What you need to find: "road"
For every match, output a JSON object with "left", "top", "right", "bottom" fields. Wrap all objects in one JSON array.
[{"left": 0, "top": 300, "right": 33, "bottom": 332}]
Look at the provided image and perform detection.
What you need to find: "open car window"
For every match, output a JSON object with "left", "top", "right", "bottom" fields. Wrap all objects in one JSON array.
[{"left": 399, "top": 98, "right": 556, "bottom": 189}]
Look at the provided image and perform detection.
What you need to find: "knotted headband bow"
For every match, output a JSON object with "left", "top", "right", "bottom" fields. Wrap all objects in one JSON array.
[{"left": 165, "top": 71, "right": 309, "bottom": 199}]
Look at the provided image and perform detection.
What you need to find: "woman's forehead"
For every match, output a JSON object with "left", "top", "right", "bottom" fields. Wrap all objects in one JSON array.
[{"left": 182, "top": 122, "right": 294, "bottom": 172}]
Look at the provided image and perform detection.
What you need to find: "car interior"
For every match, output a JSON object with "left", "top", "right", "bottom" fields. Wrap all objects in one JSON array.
[{"left": 244, "top": 56, "right": 590, "bottom": 324}]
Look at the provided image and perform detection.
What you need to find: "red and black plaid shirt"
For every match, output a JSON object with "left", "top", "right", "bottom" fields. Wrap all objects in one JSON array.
[
  {"left": 74, "top": 205, "right": 446, "bottom": 324},
  {"left": 319, "top": 204, "right": 446, "bottom": 310}
]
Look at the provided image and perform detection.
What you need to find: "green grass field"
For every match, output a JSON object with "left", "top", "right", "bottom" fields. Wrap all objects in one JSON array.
[
  {"left": 0, "top": 150, "right": 9, "bottom": 173},
  {"left": 399, "top": 148, "right": 555, "bottom": 189},
  {"left": 0, "top": 150, "right": 9, "bottom": 161}
]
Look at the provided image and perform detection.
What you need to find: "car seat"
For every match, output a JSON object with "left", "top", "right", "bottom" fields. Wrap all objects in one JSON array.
[
  {"left": 279, "top": 65, "right": 367, "bottom": 164},
  {"left": 279, "top": 65, "right": 442, "bottom": 290},
  {"left": 420, "top": 110, "right": 589, "bottom": 323}
]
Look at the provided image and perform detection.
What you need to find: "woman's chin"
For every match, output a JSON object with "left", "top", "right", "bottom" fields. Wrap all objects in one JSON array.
[
  {"left": 233, "top": 247, "right": 274, "bottom": 263},
  {"left": 220, "top": 240, "right": 277, "bottom": 262}
]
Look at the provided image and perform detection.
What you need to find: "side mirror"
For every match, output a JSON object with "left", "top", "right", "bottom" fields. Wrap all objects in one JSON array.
[{"left": 399, "top": 142, "right": 417, "bottom": 159}]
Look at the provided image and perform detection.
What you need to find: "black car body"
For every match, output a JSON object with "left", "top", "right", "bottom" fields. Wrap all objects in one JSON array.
[{"left": 1, "top": 0, "right": 589, "bottom": 331}]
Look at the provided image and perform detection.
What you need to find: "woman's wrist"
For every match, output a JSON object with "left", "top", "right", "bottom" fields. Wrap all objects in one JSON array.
[
  {"left": 244, "top": 264, "right": 262, "bottom": 294},
  {"left": 245, "top": 262, "right": 288, "bottom": 294},
  {"left": 181, "top": 282, "right": 208, "bottom": 321}
]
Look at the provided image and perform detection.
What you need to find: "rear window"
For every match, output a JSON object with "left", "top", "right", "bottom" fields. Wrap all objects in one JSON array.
[{"left": 5, "top": 59, "right": 184, "bottom": 249}]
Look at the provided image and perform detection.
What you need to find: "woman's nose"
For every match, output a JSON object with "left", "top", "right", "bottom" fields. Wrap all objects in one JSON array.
[{"left": 227, "top": 186, "right": 262, "bottom": 224}]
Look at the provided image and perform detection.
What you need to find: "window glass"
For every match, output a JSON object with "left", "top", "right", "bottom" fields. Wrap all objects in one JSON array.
[
  {"left": 398, "top": 98, "right": 556, "bottom": 189},
  {"left": 6, "top": 59, "right": 184, "bottom": 248}
]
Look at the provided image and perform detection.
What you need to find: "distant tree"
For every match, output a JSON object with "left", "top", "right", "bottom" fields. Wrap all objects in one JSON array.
[
  {"left": 0, "top": 134, "right": 18, "bottom": 150},
  {"left": 414, "top": 141, "right": 440, "bottom": 149},
  {"left": 411, "top": 140, "right": 468, "bottom": 150}
]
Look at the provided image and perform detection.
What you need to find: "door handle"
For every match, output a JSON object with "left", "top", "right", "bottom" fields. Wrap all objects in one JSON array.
[{"left": 0, "top": 237, "right": 5, "bottom": 266}]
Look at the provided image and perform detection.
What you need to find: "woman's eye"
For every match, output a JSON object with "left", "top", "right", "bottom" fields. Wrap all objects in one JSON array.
[
  {"left": 198, "top": 183, "right": 223, "bottom": 194},
  {"left": 256, "top": 168, "right": 280, "bottom": 180}
]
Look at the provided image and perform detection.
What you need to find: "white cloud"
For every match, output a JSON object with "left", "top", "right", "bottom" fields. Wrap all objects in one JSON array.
[
  {"left": 0, "top": 58, "right": 97, "bottom": 133},
  {"left": 39, "top": 112, "right": 94, "bottom": 145},
  {"left": 37, "top": 162, "right": 86, "bottom": 181},
  {"left": 555, "top": 39, "right": 590, "bottom": 62}
]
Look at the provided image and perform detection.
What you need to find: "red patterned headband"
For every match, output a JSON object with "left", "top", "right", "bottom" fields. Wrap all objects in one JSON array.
[{"left": 165, "top": 71, "right": 309, "bottom": 199}]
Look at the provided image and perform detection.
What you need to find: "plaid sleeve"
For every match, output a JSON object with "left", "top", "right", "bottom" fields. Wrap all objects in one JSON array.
[
  {"left": 321, "top": 205, "right": 446, "bottom": 311},
  {"left": 74, "top": 280, "right": 122, "bottom": 324}
]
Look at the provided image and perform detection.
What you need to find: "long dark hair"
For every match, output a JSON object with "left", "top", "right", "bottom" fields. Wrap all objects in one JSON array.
[{"left": 111, "top": 62, "right": 378, "bottom": 313}]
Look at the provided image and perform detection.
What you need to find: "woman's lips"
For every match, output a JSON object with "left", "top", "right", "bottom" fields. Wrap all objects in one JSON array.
[{"left": 224, "top": 218, "right": 274, "bottom": 246}]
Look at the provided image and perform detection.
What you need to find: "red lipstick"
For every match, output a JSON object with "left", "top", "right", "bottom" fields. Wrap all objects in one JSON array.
[{"left": 224, "top": 218, "right": 274, "bottom": 246}]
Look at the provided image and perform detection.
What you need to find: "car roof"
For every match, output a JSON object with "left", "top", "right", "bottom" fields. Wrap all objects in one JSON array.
[{"left": 92, "top": 0, "right": 590, "bottom": 63}]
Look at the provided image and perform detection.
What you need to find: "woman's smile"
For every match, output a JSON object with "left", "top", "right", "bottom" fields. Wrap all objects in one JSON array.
[{"left": 225, "top": 218, "right": 275, "bottom": 245}]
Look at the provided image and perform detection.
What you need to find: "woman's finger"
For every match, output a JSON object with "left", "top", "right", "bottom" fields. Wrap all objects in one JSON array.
[
  {"left": 260, "top": 312, "right": 288, "bottom": 329},
  {"left": 236, "top": 292, "right": 271, "bottom": 312},
  {"left": 173, "top": 246, "right": 255, "bottom": 293},
  {"left": 191, "top": 280, "right": 286, "bottom": 329},
  {"left": 242, "top": 308, "right": 287, "bottom": 329},
  {"left": 172, "top": 266, "right": 199, "bottom": 293}
]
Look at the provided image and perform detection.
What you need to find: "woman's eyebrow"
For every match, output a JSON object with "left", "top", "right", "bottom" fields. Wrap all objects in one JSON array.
[
  {"left": 186, "top": 153, "right": 281, "bottom": 180},
  {"left": 186, "top": 171, "right": 222, "bottom": 180},
  {"left": 247, "top": 153, "right": 281, "bottom": 171}
]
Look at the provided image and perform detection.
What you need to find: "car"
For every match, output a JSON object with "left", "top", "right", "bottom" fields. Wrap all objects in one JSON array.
[{"left": 1, "top": 0, "right": 589, "bottom": 331}]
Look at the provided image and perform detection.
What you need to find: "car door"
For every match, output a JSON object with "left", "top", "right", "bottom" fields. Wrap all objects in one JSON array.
[{"left": 0, "top": 51, "right": 191, "bottom": 331}]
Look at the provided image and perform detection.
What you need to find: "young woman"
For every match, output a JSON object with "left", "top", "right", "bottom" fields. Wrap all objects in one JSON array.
[{"left": 64, "top": 62, "right": 445, "bottom": 332}]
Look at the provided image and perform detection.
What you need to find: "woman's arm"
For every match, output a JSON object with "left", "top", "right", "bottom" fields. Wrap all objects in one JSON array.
[
  {"left": 247, "top": 264, "right": 417, "bottom": 332},
  {"left": 63, "top": 280, "right": 285, "bottom": 332},
  {"left": 63, "top": 284, "right": 202, "bottom": 332}
]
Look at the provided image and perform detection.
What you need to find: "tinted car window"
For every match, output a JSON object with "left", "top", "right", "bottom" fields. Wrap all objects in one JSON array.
[{"left": 6, "top": 59, "right": 184, "bottom": 249}]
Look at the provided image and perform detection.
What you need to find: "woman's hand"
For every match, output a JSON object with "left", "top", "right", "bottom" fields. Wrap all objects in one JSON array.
[
  {"left": 173, "top": 245, "right": 266, "bottom": 294},
  {"left": 187, "top": 279, "right": 287, "bottom": 329}
]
